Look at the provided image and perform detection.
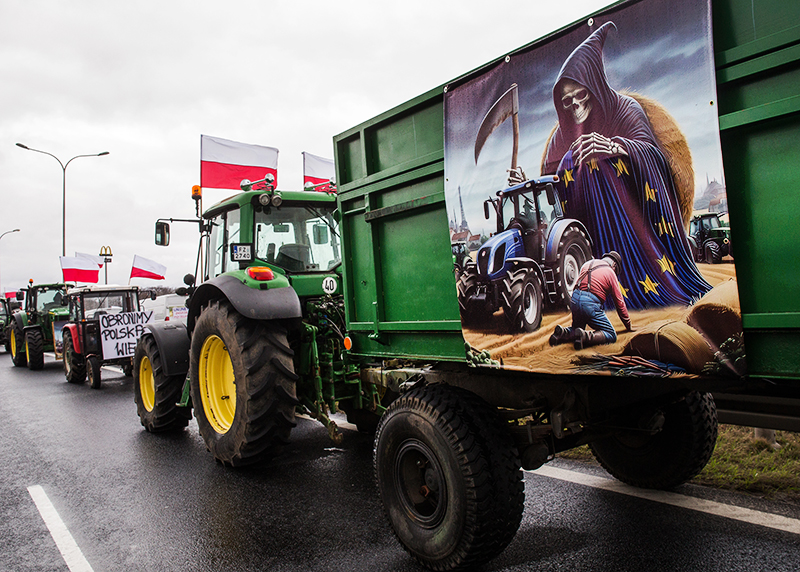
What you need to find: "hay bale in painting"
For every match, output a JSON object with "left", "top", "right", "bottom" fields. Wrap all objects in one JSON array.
[
  {"left": 686, "top": 279, "right": 742, "bottom": 353},
  {"left": 621, "top": 320, "right": 714, "bottom": 374}
]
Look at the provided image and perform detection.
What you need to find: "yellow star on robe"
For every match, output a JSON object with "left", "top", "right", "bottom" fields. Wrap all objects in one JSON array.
[
  {"left": 657, "top": 216, "right": 675, "bottom": 237},
  {"left": 644, "top": 182, "right": 658, "bottom": 202},
  {"left": 656, "top": 255, "right": 676, "bottom": 275},
  {"left": 613, "top": 158, "right": 629, "bottom": 177},
  {"left": 562, "top": 168, "right": 574, "bottom": 187},
  {"left": 618, "top": 281, "right": 629, "bottom": 298},
  {"left": 588, "top": 158, "right": 599, "bottom": 172},
  {"left": 639, "top": 275, "right": 660, "bottom": 296}
]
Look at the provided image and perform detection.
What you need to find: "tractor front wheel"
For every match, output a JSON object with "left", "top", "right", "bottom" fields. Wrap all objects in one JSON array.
[
  {"left": 554, "top": 226, "right": 591, "bottom": 307},
  {"left": 501, "top": 268, "right": 543, "bottom": 333},
  {"left": 10, "top": 326, "right": 27, "bottom": 367},
  {"left": 87, "top": 356, "right": 102, "bottom": 389},
  {"left": 63, "top": 330, "right": 86, "bottom": 384},
  {"left": 189, "top": 300, "right": 298, "bottom": 467},
  {"left": 134, "top": 335, "right": 191, "bottom": 432},
  {"left": 25, "top": 329, "right": 45, "bottom": 371}
]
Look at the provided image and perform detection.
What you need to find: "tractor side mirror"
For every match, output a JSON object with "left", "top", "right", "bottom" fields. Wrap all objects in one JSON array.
[
  {"left": 483, "top": 200, "right": 491, "bottom": 220},
  {"left": 15, "top": 291, "right": 24, "bottom": 301},
  {"left": 155, "top": 221, "right": 170, "bottom": 246},
  {"left": 545, "top": 183, "right": 556, "bottom": 206}
]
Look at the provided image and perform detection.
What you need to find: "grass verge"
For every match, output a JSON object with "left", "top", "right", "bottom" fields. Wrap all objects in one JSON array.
[{"left": 557, "top": 425, "right": 800, "bottom": 502}]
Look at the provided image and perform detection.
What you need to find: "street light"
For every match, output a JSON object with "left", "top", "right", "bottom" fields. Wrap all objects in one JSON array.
[
  {"left": 0, "top": 228, "right": 20, "bottom": 296},
  {"left": 16, "top": 143, "right": 109, "bottom": 256}
]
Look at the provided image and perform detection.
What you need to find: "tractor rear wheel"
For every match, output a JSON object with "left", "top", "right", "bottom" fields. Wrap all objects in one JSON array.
[
  {"left": 63, "top": 330, "right": 86, "bottom": 384},
  {"left": 10, "top": 326, "right": 27, "bottom": 367},
  {"left": 87, "top": 356, "right": 102, "bottom": 389},
  {"left": 589, "top": 391, "right": 717, "bottom": 489},
  {"left": 501, "top": 268, "right": 543, "bottom": 333},
  {"left": 553, "top": 226, "right": 591, "bottom": 307},
  {"left": 189, "top": 300, "right": 298, "bottom": 467},
  {"left": 134, "top": 334, "right": 191, "bottom": 432},
  {"left": 25, "top": 329, "right": 45, "bottom": 371},
  {"left": 374, "top": 384, "right": 524, "bottom": 570}
]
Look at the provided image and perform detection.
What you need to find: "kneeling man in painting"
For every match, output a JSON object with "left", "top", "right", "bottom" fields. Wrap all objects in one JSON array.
[{"left": 549, "top": 251, "right": 632, "bottom": 349}]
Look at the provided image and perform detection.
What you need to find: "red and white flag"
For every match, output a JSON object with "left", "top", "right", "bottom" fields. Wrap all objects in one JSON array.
[
  {"left": 302, "top": 151, "right": 335, "bottom": 192},
  {"left": 75, "top": 252, "right": 105, "bottom": 267},
  {"left": 130, "top": 255, "right": 166, "bottom": 281},
  {"left": 201, "top": 134, "right": 279, "bottom": 190},
  {"left": 60, "top": 256, "right": 100, "bottom": 283}
]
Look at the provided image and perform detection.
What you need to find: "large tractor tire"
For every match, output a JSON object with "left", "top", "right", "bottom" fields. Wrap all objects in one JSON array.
[
  {"left": 25, "top": 329, "right": 45, "bottom": 371},
  {"left": 553, "top": 226, "right": 591, "bottom": 307},
  {"left": 189, "top": 300, "right": 298, "bottom": 467},
  {"left": 589, "top": 391, "right": 717, "bottom": 490},
  {"left": 704, "top": 241, "right": 722, "bottom": 264},
  {"left": 501, "top": 268, "right": 543, "bottom": 333},
  {"left": 87, "top": 356, "right": 102, "bottom": 389},
  {"left": 10, "top": 325, "right": 27, "bottom": 367},
  {"left": 374, "top": 384, "right": 524, "bottom": 570},
  {"left": 134, "top": 334, "right": 191, "bottom": 432},
  {"left": 63, "top": 330, "right": 86, "bottom": 384}
]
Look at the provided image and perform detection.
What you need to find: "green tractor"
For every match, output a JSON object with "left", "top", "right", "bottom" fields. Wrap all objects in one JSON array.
[
  {"left": 1, "top": 294, "right": 22, "bottom": 352},
  {"left": 133, "top": 176, "right": 376, "bottom": 464},
  {"left": 688, "top": 212, "right": 732, "bottom": 264},
  {"left": 9, "top": 281, "right": 69, "bottom": 370}
]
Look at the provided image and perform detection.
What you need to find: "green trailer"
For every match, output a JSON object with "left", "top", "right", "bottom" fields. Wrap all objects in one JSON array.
[{"left": 136, "top": 0, "right": 800, "bottom": 569}]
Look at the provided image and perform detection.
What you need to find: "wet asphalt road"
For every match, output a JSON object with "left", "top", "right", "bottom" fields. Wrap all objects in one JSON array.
[{"left": 1, "top": 351, "right": 799, "bottom": 572}]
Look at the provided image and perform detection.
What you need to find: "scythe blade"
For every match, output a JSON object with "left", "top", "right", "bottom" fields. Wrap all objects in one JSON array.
[{"left": 474, "top": 83, "right": 520, "bottom": 169}]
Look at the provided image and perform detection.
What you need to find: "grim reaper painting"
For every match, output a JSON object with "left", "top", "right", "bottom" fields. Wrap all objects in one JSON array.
[
  {"left": 444, "top": 0, "right": 744, "bottom": 379},
  {"left": 539, "top": 21, "right": 711, "bottom": 309}
]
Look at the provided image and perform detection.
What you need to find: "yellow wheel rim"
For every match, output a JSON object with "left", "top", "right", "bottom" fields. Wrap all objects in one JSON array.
[
  {"left": 199, "top": 335, "right": 236, "bottom": 434},
  {"left": 25, "top": 335, "right": 30, "bottom": 361},
  {"left": 139, "top": 355, "right": 155, "bottom": 412},
  {"left": 10, "top": 329, "right": 17, "bottom": 356}
]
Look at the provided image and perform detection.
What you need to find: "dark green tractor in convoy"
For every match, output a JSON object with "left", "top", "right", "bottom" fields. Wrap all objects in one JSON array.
[
  {"left": 9, "top": 281, "right": 69, "bottom": 370},
  {"left": 1, "top": 295, "right": 22, "bottom": 352},
  {"left": 688, "top": 212, "right": 732, "bottom": 264},
  {"left": 133, "top": 177, "right": 369, "bottom": 462}
]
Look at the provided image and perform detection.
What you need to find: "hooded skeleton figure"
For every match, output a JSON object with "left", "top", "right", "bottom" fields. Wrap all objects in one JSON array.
[{"left": 539, "top": 22, "right": 711, "bottom": 309}]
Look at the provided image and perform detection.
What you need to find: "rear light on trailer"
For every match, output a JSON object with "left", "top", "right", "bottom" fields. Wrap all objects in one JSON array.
[
  {"left": 246, "top": 267, "right": 274, "bottom": 281},
  {"left": 343, "top": 336, "right": 353, "bottom": 351}
]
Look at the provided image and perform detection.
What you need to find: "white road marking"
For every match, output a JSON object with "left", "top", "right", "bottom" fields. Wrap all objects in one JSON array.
[
  {"left": 533, "top": 465, "right": 800, "bottom": 535},
  {"left": 27, "top": 485, "right": 95, "bottom": 572}
]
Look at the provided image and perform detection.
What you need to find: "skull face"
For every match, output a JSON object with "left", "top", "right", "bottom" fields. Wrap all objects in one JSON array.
[{"left": 561, "top": 80, "right": 592, "bottom": 125}]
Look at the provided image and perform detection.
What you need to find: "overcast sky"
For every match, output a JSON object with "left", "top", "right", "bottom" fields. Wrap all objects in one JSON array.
[{"left": 1, "top": 0, "right": 614, "bottom": 293}]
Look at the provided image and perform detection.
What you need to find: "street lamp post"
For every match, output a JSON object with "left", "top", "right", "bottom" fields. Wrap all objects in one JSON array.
[
  {"left": 0, "top": 228, "right": 20, "bottom": 296},
  {"left": 16, "top": 143, "right": 109, "bottom": 257}
]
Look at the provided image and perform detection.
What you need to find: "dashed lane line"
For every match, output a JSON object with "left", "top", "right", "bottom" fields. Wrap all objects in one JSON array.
[
  {"left": 533, "top": 465, "right": 800, "bottom": 535},
  {"left": 27, "top": 485, "right": 94, "bottom": 572}
]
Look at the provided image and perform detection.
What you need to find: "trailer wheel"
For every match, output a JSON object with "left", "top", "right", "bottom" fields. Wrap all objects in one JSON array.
[
  {"left": 87, "top": 356, "right": 102, "bottom": 389},
  {"left": 375, "top": 384, "right": 524, "bottom": 570},
  {"left": 25, "top": 329, "right": 45, "bottom": 371},
  {"left": 10, "top": 326, "right": 27, "bottom": 367},
  {"left": 589, "top": 391, "right": 717, "bottom": 489},
  {"left": 501, "top": 268, "right": 542, "bottom": 332},
  {"left": 134, "top": 335, "right": 191, "bottom": 432},
  {"left": 553, "top": 226, "right": 591, "bottom": 306},
  {"left": 190, "top": 300, "right": 298, "bottom": 467},
  {"left": 63, "top": 330, "right": 86, "bottom": 384}
]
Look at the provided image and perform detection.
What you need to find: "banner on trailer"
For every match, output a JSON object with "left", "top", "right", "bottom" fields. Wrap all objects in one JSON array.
[
  {"left": 99, "top": 310, "right": 154, "bottom": 359},
  {"left": 443, "top": 0, "right": 742, "bottom": 379}
]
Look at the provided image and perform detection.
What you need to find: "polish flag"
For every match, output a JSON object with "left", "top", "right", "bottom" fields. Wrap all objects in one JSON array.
[
  {"left": 302, "top": 152, "right": 335, "bottom": 192},
  {"left": 201, "top": 135, "right": 279, "bottom": 190},
  {"left": 130, "top": 255, "right": 166, "bottom": 281},
  {"left": 60, "top": 256, "right": 100, "bottom": 283},
  {"left": 75, "top": 252, "right": 105, "bottom": 268}
]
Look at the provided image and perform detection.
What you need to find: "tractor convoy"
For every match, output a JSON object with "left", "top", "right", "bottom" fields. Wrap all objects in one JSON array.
[{"left": 5, "top": 0, "right": 800, "bottom": 570}]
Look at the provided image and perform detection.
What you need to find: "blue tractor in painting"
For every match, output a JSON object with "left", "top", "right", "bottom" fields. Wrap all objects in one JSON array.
[{"left": 456, "top": 176, "right": 592, "bottom": 332}]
